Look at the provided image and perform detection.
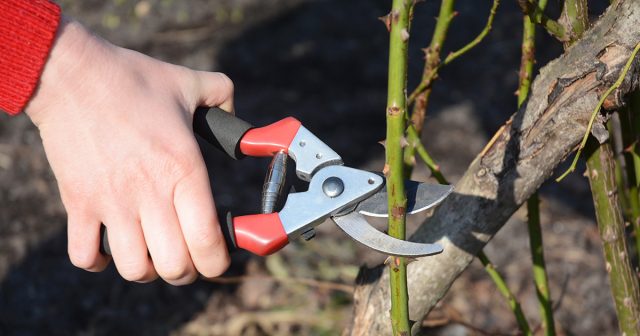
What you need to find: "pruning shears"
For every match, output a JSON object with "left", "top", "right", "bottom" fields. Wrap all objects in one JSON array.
[{"left": 101, "top": 107, "right": 452, "bottom": 257}]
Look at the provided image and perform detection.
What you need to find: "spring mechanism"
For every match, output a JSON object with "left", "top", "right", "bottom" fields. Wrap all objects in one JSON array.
[{"left": 261, "top": 151, "right": 287, "bottom": 214}]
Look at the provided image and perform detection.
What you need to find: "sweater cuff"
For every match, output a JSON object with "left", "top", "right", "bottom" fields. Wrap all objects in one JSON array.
[{"left": 0, "top": 0, "right": 61, "bottom": 116}]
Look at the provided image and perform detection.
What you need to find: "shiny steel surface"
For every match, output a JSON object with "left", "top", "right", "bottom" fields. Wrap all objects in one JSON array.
[
  {"left": 356, "top": 181, "right": 453, "bottom": 217},
  {"left": 287, "top": 126, "right": 342, "bottom": 181},
  {"left": 332, "top": 212, "right": 443, "bottom": 257},
  {"left": 278, "top": 165, "right": 383, "bottom": 239}
]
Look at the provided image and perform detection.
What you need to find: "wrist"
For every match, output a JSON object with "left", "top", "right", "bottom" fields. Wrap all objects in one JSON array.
[{"left": 25, "top": 18, "right": 112, "bottom": 125}]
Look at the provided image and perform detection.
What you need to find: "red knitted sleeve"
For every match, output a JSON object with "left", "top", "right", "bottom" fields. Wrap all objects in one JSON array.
[{"left": 0, "top": 0, "right": 61, "bottom": 116}]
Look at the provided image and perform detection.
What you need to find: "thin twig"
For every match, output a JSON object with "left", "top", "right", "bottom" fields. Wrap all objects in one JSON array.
[
  {"left": 518, "top": 0, "right": 556, "bottom": 333},
  {"left": 441, "top": 0, "right": 499, "bottom": 66},
  {"left": 423, "top": 304, "right": 517, "bottom": 336},
  {"left": 406, "top": 125, "right": 447, "bottom": 184},
  {"left": 403, "top": 0, "right": 457, "bottom": 173},
  {"left": 478, "top": 252, "right": 532, "bottom": 335},
  {"left": 556, "top": 42, "right": 640, "bottom": 182},
  {"left": 208, "top": 275, "right": 354, "bottom": 293},
  {"left": 527, "top": 193, "right": 556, "bottom": 335},
  {"left": 407, "top": 0, "right": 499, "bottom": 105},
  {"left": 519, "top": 0, "right": 566, "bottom": 41}
]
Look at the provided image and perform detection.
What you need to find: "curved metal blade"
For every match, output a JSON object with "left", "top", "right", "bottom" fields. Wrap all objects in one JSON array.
[
  {"left": 332, "top": 212, "right": 443, "bottom": 257},
  {"left": 356, "top": 181, "right": 453, "bottom": 218}
]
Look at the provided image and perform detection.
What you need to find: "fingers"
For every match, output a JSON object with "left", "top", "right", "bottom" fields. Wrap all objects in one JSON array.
[
  {"left": 140, "top": 196, "right": 198, "bottom": 285},
  {"left": 174, "top": 160, "right": 230, "bottom": 279},
  {"left": 67, "top": 209, "right": 110, "bottom": 272},
  {"left": 194, "top": 71, "right": 234, "bottom": 113},
  {"left": 105, "top": 213, "right": 158, "bottom": 283}
]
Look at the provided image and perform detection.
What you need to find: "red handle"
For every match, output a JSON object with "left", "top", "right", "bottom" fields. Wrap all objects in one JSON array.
[
  {"left": 239, "top": 117, "right": 301, "bottom": 157},
  {"left": 233, "top": 213, "right": 289, "bottom": 256}
]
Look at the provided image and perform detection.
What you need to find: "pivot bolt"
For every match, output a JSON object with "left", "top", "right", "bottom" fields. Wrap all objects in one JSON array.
[
  {"left": 301, "top": 229, "right": 316, "bottom": 241},
  {"left": 322, "top": 177, "right": 344, "bottom": 198}
]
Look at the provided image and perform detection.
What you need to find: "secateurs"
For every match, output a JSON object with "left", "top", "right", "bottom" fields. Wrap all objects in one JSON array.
[
  {"left": 101, "top": 107, "right": 453, "bottom": 257},
  {"left": 191, "top": 107, "right": 453, "bottom": 257}
]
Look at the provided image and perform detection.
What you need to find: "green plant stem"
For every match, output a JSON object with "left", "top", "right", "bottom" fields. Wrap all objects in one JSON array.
[
  {"left": 403, "top": 0, "right": 455, "bottom": 172},
  {"left": 406, "top": 0, "right": 499, "bottom": 106},
  {"left": 527, "top": 194, "right": 555, "bottom": 336},
  {"left": 631, "top": 92, "right": 640, "bottom": 186},
  {"left": 556, "top": 42, "right": 640, "bottom": 182},
  {"left": 560, "top": 0, "right": 589, "bottom": 46},
  {"left": 619, "top": 103, "right": 640, "bottom": 260},
  {"left": 404, "top": 0, "right": 499, "bottom": 175},
  {"left": 561, "top": 3, "right": 640, "bottom": 332},
  {"left": 478, "top": 252, "right": 532, "bottom": 335},
  {"left": 385, "top": 0, "right": 413, "bottom": 334},
  {"left": 520, "top": 0, "right": 566, "bottom": 41},
  {"left": 406, "top": 126, "right": 447, "bottom": 184},
  {"left": 518, "top": 0, "right": 555, "bottom": 334},
  {"left": 585, "top": 142, "right": 640, "bottom": 335}
]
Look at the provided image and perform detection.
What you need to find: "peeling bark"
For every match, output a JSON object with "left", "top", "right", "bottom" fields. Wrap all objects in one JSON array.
[{"left": 347, "top": 1, "right": 640, "bottom": 334}]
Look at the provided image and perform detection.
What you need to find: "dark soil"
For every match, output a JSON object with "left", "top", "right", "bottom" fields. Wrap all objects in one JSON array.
[{"left": 0, "top": 0, "right": 621, "bottom": 335}]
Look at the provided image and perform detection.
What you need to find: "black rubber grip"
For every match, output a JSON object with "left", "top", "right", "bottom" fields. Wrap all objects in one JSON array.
[
  {"left": 99, "top": 215, "right": 237, "bottom": 256},
  {"left": 193, "top": 107, "right": 253, "bottom": 160}
]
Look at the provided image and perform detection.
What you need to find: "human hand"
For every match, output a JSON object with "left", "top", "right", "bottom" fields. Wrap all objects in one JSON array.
[{"left": 24, "top": 18, "right": 233, "bottom": 285}]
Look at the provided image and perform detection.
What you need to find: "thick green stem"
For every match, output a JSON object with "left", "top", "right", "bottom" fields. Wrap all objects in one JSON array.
[
  {"left": 585, "top": 142, "right": 640, "bottom": 335},
  {"left": 559, "top": 0, "right": 588, "bottom": 46},
  {"left": 385, "top": 0, "right": 413, "bottom": 334},
  {"left": 478, "top": 252, "right": 532, "bottom": 335},
  {"left": 619, "top": 102, "right": 640, "bottom": 261},
  {"left": 518, "top": 0, "right": 555, "bottom": 334}
]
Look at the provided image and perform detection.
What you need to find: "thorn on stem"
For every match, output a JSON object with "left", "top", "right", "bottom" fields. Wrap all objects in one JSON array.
[
  {"left": 400, "top": 136, "right": 409, "bottom": 148},
  {"left": 378, "top": 14, "right": 391, "bottom": 32},
  {"left": 391, "top": 205, "right": 406, "bottom": 218},
  {"left": 401, "top": 28, "right": 410, "bottom": 42},
  {"left": 387, "top": 106, "right": 402, "bottom": 116},
  {"left": 383, "top": 164, "right": 391, "bottom": 176}
]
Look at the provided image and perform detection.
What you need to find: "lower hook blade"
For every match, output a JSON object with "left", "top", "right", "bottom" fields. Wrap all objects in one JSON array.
[{"left": 332, "top": 212, "right": 443, "bottom": 257}]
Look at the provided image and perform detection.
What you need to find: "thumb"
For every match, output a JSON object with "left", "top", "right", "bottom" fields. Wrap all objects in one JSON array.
[{"left": 194, "top": 71, "right": 235, "bottom": 113}]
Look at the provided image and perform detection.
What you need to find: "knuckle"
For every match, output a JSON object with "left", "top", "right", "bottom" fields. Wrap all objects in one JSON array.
[
  {"left": 155, "top": 258, "right": 193, "bottom": 282},
  {"left": 201, "top": 256, "right": 230, "bottom": 279},
  {"left": 116, "top": 259, "right": 150, "bottom": 282},
  {"left": 173, "top": 156, "right": 197, "bottom": 178},
  {"left": 167, "top": 272, "right": 198, "bottom": 286},
  {"left": 191, "top": 225, "right": 224, "bottom": 251},
  {"left": 216, "top": 72, "right": 234, "bottom": 94},
  {"left": 68, "top": 247, "right": 98, "bottom": 270}
]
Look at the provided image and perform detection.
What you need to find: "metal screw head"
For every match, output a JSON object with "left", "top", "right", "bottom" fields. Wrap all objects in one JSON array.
[
  {"left": 301, "top": 229, "right": 316, "bottom": 241},
  {"left": 322, "top": 177, "right": 344, "bottom": 198}
]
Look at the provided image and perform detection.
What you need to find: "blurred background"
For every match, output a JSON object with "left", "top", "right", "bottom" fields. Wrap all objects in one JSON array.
[{"left": 0, "top": 0, "right": 620, "bottom": 335}]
